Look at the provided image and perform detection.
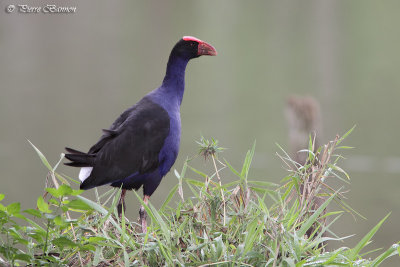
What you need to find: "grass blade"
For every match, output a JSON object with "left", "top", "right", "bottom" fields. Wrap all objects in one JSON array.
[
  {"left": 297, "top": 192, "right": 337, "bottom": 237},
  {"left": 28, "top": 140, "right": 52, "bottom": 171},
  {"left": 160, "top": 183, "right": 179, "bottom": 212},
  {"left": 348, "top": 213, "right": 390, "bottom": 261}
]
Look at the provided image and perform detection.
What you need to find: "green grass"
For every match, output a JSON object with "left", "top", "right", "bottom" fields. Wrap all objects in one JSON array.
[{"left": 0, "top": 130, "right": 399, "bottom": 266}]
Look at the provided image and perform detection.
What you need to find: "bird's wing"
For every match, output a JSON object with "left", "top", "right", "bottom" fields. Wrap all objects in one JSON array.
[
  {"left": 80, "top": 97, "right": 170, "bottom": 189},
  {"left": 86, "top": 105, "right": 138, "bottom": 155}
]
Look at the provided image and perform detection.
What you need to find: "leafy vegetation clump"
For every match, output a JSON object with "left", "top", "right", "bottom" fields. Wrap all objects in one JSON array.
[{"left": 0, "top": 130, "right": 399, "bottom": 266}]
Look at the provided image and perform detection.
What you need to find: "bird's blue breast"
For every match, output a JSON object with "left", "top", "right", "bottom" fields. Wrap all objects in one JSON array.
[
  {"left": 157, "top": 108, "right": 181, "bottom": 177},
  {"left": 147, "top": 88, "right": 182, "bottom": 178}
]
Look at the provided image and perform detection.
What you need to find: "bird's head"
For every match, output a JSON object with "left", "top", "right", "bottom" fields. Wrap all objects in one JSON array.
[{"left": 171, "top": 36, "right": 217, "bottom": 60}]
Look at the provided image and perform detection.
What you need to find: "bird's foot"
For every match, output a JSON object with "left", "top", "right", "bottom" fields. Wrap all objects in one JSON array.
[
  {"left": 139, "top": 206, "right": 147, "bottom": 233},
  {"left": 117, "top": 189, "right": 127, "bottom": 218},
  {"left": 117, "top": 202, "right": 125, "bottom": 218}
]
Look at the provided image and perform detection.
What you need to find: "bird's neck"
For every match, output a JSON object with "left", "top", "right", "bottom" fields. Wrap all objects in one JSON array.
[{"left": 161, "top": 56, "right": 189, "bottom": 105}]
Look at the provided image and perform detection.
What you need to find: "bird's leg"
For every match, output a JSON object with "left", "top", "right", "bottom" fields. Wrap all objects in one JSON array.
[
  {"left": 117, "top": 189, "right": 127, "bottom": 218},
  {"left": 139, "top": 195, "right": 150, "bottom": 233}
]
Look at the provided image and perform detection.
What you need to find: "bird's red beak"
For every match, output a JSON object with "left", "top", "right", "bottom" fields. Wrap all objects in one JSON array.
[{"left": 198, "top": 41, "right": 217, "bottom": 56}]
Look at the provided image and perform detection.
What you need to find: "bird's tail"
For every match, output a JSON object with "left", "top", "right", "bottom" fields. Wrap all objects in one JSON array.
[{"left": 64, "top": 147, "right": 95, "bottom": 167}]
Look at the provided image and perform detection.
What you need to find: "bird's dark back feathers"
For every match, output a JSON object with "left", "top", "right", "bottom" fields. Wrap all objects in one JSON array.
[{"left": 65, "top": 97, "right": 170, "bottom": 190}]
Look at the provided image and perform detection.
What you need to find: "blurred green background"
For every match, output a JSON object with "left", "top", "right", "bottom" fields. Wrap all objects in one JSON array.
[{"left": 1, "top": 0, "right": 399, "bottom": 265}]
